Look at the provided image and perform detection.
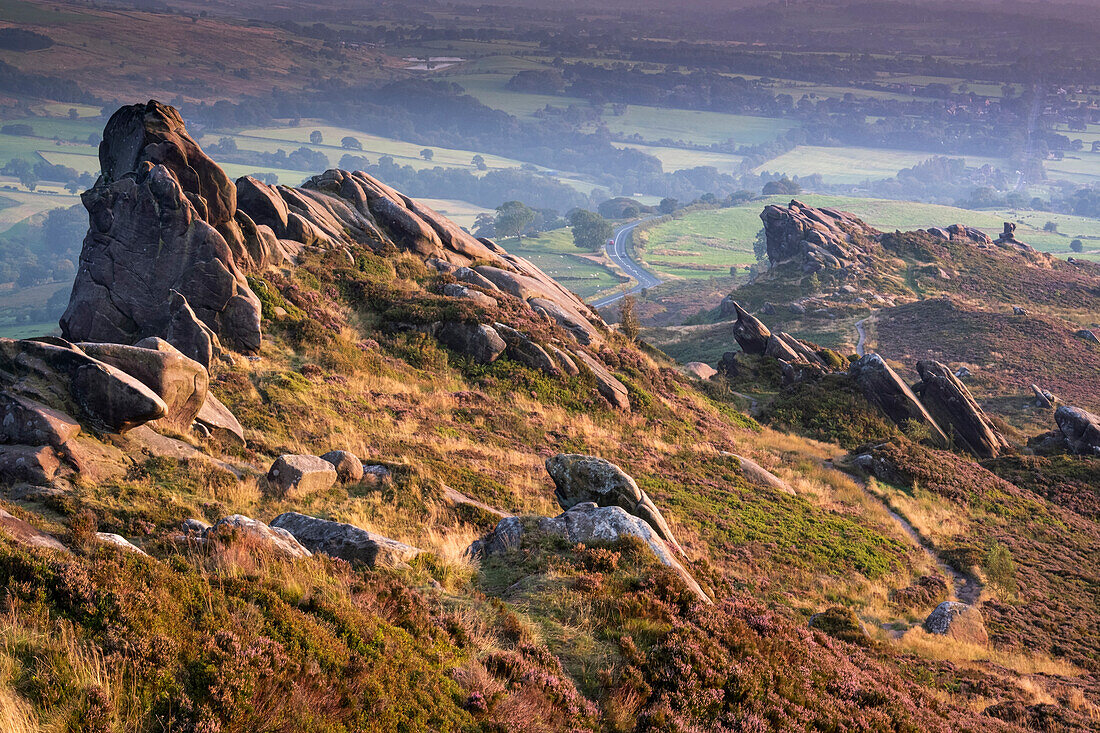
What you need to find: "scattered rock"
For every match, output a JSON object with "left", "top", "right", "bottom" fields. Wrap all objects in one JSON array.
[
  {"left": 493, "top": 323, "right": 558, "bottom": 374},
  {"left": 1031, "top": 384, "right": 1057, "bottom": 409},
  {"left": 195, "top": 393, "right": 245, "bottom": 446},
  {"left": 734, "top": 454, "right": 795, "bottom": 495},
  {"left": 913, "top": 360, "right": 1009, "bottom": 458},
  {"left": 0, "top": 445, "right": 62, "bottom": 485},
  {"left": 442, "top": 283, "right": 497, "bottom": 309},
  {"left": 0, "top": 508, "right": 67, "bottom": 552},
  {"left": 181, "top": 517, "right": 211, "bottom": 534},
  {"left": 470, "top": 503, "right": 710, "bottom": 603},
  {"left": 547, "top": 344, "right": 580, "bottom": 376},
  {"left": 1054, "top": 405, "right": 1100, "bottom": 455},
  {"left": 267, "top": 454, "right": 338, "bottom": 496},
  {"left": 1012, "top": 306, "right": 1028, "bottom": 316},
  {"left": 320, "top": 450, "right": 364, "bottom": 482},
  {"left": 96, "top": 532, "right": 147, "bottom": 555},
  {"left": 363, "top": 464, "right": 391, "bottom": 483},
  {"left": 1074, "top": 328, "right": 1100, "bottom": 345},
  {"left": 203, "top": 514, "right": 312, "bottom": 559},
  {"left": 270, "top": 512, "right": 421, "bottom": 567},
  {"left": 0, "top": 393, "right": 81, "bottom": 447},
  {"left": 545, "top": 454, "right": 683, "bottom": 555},
  {"left": 683, "top": 362, "right": 717, "bottom": 380},
  {"left": 435, "top": 322, "right": 506, "bottom": 364},
  {"left": 923, "top": 601, "right": 988, "bottom": 645},
  {"left": 954, "top": 367, "right": 971, "bottom": 379}
]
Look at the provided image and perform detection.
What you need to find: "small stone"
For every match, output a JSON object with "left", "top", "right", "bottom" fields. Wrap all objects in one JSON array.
[{"left": 320, "top": 450, "right": 364, "bottom": 482}]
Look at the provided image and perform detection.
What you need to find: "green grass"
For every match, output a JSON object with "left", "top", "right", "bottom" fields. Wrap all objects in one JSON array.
[
  {"left": 594, "top": 107, "right": 796, "bottom": 147},
  {"left": 616, "top": 143, "right": 744, "bottom": 173},
  {"left": 756, "top": 145, "right": 1006, "bottom": 184},
  {"left": 499, "top": 229, "right": 625, "bottom": 299}
]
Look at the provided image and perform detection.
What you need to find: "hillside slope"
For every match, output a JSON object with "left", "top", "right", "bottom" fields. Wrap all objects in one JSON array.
[{"left": 0, "top": 104, "right": 1096, "bottom": 731}]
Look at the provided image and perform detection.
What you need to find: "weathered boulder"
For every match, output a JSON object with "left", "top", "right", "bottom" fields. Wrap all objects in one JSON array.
[
  {"left": 271, "top": 512, "right": 421, "bottom": 567},
  {"left": 267, "top": 454, "right": 338, "bottom": 496},
  {"left": 80, "top": 338, "right": 208, "bottom": 430},
  {"left": 0, "top": 508, "right": 68, "bottom": 552},
  {"left": 0, "top": 393, "right": 81, "bottom": 447},
  {"left": 1075, "top": 328, "right": 1100, "bottom": 345},
  {"left": 913, "top": 360, "right": 1009, "bottom": 459},
  {"left": 734, "top": 454, "right": 795, "bottom": 496},
  {"left": 96, "top": 532, "right": 147, "bottom": 555},
  {"left": 683, "top": 362, "right": 717, "bottom": 380},
  {"left": 181, "top": 517, "right": 211, "bottom": 534},
  {"left": 849, "top": 354, "right": 948, "bottom": 447},
  {"left": 923, "top": 601, "right": 988, "bottom": 645},
  {"left": 493, "top": 323, "right": 558, "bottom": 374},
  {"left": 435, "top": 322, "right": 506, "bottom": 364},
  {"left": 547, "top": 345, "right": 579, "bottom": 376},
  {"left": 61, "top": 101, "right": 262, "bottom": 353},
  {"left": 1054, "top": 405, "right": 1100, "bottom": 455},
  {"left": 1031, "top": 384, "right": 1056, "bottom": 409},
  {"left": 760, "top": 201, "right": 874, "bottom": 272},
  {"left": 572, "top": 350, "right": 631, "bottom": 411},
  {"left": 236, "top": 175, "right": 289, "bottom": 231},
  {"left": 195, "top": 393, "right": 245, "bottom": 446},
  {"left": 320, "top": 450, "right": 364, "bottom": 482},
  {"left": 545, "top": 454, "right": 683, "bottom": 554},
  {"left": 470, "top": 503, "right": 710, "bottom": 603},
  {"left": 731, "top": 302, "right": 771, "bottom": 355},
  {"left": 0, "top": 338, "right": 167, "bottom": 433},
  {"left": 442, "top": 283, "right": 497, "bottom": 309},
  {"left": 0, "top": 445, "right": 62, "bottom": 485},
  {"left": 203, "top": 515, "right": 312, "bottom": 559}
]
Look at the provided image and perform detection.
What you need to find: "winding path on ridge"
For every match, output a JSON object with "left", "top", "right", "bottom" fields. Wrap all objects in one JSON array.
[{"left": 590, "top": 217, "right": 662, "bottom": 309}]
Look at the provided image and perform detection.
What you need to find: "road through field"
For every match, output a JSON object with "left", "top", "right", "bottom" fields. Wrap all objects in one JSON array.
[{"left": 590, "top": 218, "right": 662, "bottom": 308}]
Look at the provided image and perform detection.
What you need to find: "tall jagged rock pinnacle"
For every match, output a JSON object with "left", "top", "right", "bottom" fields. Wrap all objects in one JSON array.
[{"left": 60, "top": 101, "right": 262, "bottom": 353}]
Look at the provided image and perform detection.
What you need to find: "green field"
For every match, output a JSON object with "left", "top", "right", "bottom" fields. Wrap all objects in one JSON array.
[
  {"left": 499, "top": 228, "right": 625, "bottom": 299},
  {"left": 756, "top": 145, "right": 1006, "bottom": 184},
  {"left": 596, "top": 106, "right": 796, "bottom": 147},
  {"left": 637, "top": 194, "right": 1100, "bottom": 280},
  {"left": 616, "top": 143, "right": 745, "bottom": 173}
]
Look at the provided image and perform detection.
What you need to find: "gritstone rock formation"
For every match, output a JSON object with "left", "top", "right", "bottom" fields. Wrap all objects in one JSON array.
[
  {"left": 913, "top": 360, "right": 1009, "bottom": 459},
  {"left": 849, "top": 354, "right": 949, "bottom": 448}
]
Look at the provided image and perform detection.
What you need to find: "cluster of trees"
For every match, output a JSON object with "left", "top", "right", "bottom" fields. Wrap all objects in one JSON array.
[
  {"left": 205, "top": 138, "right": 330, "bottom": 172},
  {"left": 0, "top": 203, "right": 84, "bottom": 288},
  {"left": 0, "top": 28, "right": 53, "bottom": 52},
  {"left": 1, "top": 158, "right": 95, "bottom": 193}
]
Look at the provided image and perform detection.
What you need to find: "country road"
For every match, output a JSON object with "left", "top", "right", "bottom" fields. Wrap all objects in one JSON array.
[{"left": 590, "top": 218, "right": 662, "bottom": 309}]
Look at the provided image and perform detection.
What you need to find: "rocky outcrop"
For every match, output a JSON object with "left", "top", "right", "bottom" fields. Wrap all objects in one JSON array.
[
  {"left": 78, "top": 338, "right": 207, "bottom": 430},
  {"left": 0, "top": 393, "right": 81, "bottom": 447},
  {"left": 493, "top": 323, "right": 558, "bottom": 375},
  {"left": 470, "top": 503, "right": 710, "bottom": 603},
  {"left": 202, "top": 514, "right": 311, "bottom": 559},
  {"left": 435, "top": 322, "right": 506, "bottom": 364},
  {"left": 0, "top": 445, "right": 62, "bottom": 485},
  {"left": 320, "top": 450, "right": 364, "bottom": 482},
  {"left": 734, "top": 454, "right": 795, "bottom": 496},
  {"left": 572, "top": 351, "right": 631, "bottom": 411},
  {"left": 0, "top": 338, "right": 166, "bottom": 433},
  {"left": 545, "top": 454, "right": 683, "bottom": 554},
  {"left": 683, "top": 362, "right": 717, "bottom": 380},
  {"left": 96, "top": 532, "right": 147, "bottom": 555},
  {"left": 731, "top": 302, "right": 771, "bottom": 355},
  {"left": 913, "top": 360, "right": 1009, "bottom": 459},
  {"left": 267, "top": 454, "right": 338, "bottom": 496},
  {"left": 1054, "top": 405, "right": 1100, "bottom": 455},
  {"left": 61, "top": 101, "right": 262, "bottom": 354},
  {"left": 270, "top": 512, "right": 421, "bottom": 567},
  {"left": 923, "top": 601, "right": 988, "bottom": 645},
  {"left": 849, "top": 354, "right": 948, "bottom": 447},
  {"left": 761, "top": 200, "right": 874, "bottom": 272}
]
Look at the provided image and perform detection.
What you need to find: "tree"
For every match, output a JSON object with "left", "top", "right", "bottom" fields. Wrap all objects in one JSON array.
[
  {"left": 753, "top": 228, "right": 768, "bottom": 263},
  {"left": 1071, "top": 239, "right": 1084, "bottom": 253},
  {"left": 494, "top": 201, "right": 536, "bottom": 240},
  {"left": 341, "top": 136, "right": 362, "bottom": 150},
  {"left": 473, "top": 213, "right": 496, "bottom": 237},
  {"left": 420, "top": 148, "right": 434, "bottom": 161},
  {"left": 309, "top": 130, "right": 323, "bottom": 144},
  {"left": 68, "top": 108, "right": 78, "bottom": 120},
  {"left": 472, "top": 154, "right": 487, "bottom": 171},
  {"left": 659, "top": 197, "right": 678, "bottom": 215},
  {"left": 619, "top": 295, "right": 640, "bottom": 342},
  {"left": 569, "top": 209, "right": 612, "bottom": 251},
  {"left": 1043, "top": 220, "right": 1059, "bottom": 233},
  {"left": 983, "top": 542, "right": 1018, "bottom": 598},
  {"left": 762, "top": 176, "right": 801, "bottom": 195}
]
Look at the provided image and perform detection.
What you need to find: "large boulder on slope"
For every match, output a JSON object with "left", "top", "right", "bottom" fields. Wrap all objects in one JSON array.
[
  {"left": 320, "top": 450, "right": 364, "bottom": 482},
  {"left": 267, "top": 454, "right": 338, "bottom": 496},
  {"left": 435, "top": 322, "right": 506, "bottom": 364},
  {"left": 923, "top": 601, "right": 988, "bottom": 645},
  {"left": 79, "top": 338, "right": 208, "bottom": 430},
  {"left": 0, "top": 338, "right": 166, "bottom": 433},
  {"left": 849, "top": 354, "right": 948, "bottom": 447},
  {"left": 0, "top": 508, "right": 68, "bottom": 552},
  {"left": 913, "top": 360, "right": 1009, "bottom": 459},
  {"left": 469, "top": 503, "right": 710, "bottom": 603},
  {"left": 545, "top": 454, "right": 683, "bottom": 555},
  {"left": 271, "top": 512, "right": 421, "bottom": 567},
  {"left": 1054, "top": 405, "right": 1100, "bottom": 455},
  {"left": 195, "top": 393, "right": 245, "bottom": 446},
  {"left": 202, "top": 515, "right": 311, "bottom": 559},
  {"left": 572, "top": 350, "right": 631, "bottom": 411},
  {"left": 0, "top": 393, "right": 81, "bottom": 447},
  {"left": 730, "top": 301, "right": 771, "bottom": 355}
]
